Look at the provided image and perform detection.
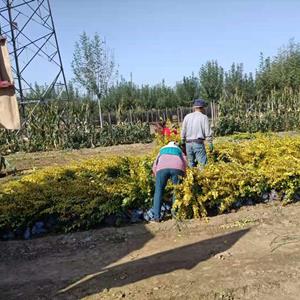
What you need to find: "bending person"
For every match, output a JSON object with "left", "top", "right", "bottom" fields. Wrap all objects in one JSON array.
[{"left": 151, "top": 141, "right": 187, "bottom": 222}]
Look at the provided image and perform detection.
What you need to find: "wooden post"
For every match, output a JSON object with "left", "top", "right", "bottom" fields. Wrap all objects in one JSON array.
[
  {"left": 97, "top": 98, "right": 103, "bottom": 128},
  {"left": 108, "top": 112, "right": 112, "bottom": 125},
  {"left": 211, "top": 101, "right": 214, "bottom": 127}
]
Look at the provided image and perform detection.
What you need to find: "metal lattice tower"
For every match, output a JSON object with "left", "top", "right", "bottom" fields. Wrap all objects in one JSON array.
[{"left": 0, "top": 0, "right": 68, "bottom": 119}]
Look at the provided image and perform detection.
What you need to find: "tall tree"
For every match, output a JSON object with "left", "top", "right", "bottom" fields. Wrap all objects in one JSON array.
[
  {"left": 175, "top": 74, "right": 199, "bottom": 106},
  {"left": 154, "top": 80, "right": 177, "bottom": 109},
  {"left": 71, "top": 32, "right": 117, "bottom": 126},
  {"left": 102, "top": 77, "right": 139, "bottom": 112},
  {"left": 223, "top": 63, "right": 245, "bottom": 98},
  {"left": 199, "top": 60, "right": 224, "bottom": 102},
  {"left": 256, "top": 39, "right": 300, "bottom": 98}
]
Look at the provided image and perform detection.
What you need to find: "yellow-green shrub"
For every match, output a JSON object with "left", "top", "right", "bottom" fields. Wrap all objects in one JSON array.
[
  {"left": 174, "top": 134, "right": 300, "bottom": 219},
  {"left": 0, "top": 133, "right": 299, "bottom": 236},
  {"left": 0, "top": 156, "right": 155, "bottom": 234}
]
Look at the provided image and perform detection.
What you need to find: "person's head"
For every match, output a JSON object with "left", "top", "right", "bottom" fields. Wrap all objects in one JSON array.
[
  {"left": 165, "top": 141, "right": 179, "bottom": 148},
  {"left": 193, "top": 98, "right": 207, "bottom": 113}
]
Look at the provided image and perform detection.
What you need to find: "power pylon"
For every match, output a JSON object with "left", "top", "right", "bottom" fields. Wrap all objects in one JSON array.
[{"left": 0, "top": 0, "right": 68, "bottom": 120}]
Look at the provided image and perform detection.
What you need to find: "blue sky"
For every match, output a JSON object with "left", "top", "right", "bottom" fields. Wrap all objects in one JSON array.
[{"left": 36, "top": 0, "right": 300, "bottom": 86}]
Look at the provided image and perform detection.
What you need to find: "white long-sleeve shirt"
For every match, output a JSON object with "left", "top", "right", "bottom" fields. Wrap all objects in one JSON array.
[{"left": 181, "top": 111, "right": 213, "bottom": 143}]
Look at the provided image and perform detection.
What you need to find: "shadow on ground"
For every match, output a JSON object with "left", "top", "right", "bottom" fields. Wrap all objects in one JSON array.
[
  {"left": 0, "top": 223, "right": 155, "bottom": 299},
  {"left": 57, "top": 228, "right": 249, "bottom": 299}
]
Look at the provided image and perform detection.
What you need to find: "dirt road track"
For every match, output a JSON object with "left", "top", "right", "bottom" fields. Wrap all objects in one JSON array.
[{"left": 1, "top": 202, "right": 300, "bottom": 299}]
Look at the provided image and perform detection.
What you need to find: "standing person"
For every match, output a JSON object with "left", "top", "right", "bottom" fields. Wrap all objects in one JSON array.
[
  {"left": 151, "top": 141, "right": 187, "bottom": 222},
  {"left": 181, "top": 99, "right": 213, "bottom": 168}
]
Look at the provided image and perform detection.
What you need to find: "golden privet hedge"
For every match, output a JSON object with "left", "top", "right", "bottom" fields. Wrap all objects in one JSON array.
[
  {"left": 174, "top": 133, "right": 300, "bottom": 218},
  {"left": 0, "top": 133, "right": 299, "bottom": 236}
]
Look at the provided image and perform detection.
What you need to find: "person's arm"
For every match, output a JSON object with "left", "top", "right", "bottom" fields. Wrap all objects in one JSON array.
[
  {"left": 182, "top": 154, "right": 188, "bottom": 172},
  {"left": 181, "top": 117, "right": 187, "bottom": 142},
  {"left": 204, "top": 116, "right": 213, "bottom": 150},
  {"left": 152, "top": 155, "right": 159, "bottom": 176}
]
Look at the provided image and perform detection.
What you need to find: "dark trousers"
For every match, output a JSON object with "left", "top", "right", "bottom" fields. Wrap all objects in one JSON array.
[{"left": 153, "top": 168, "right": 184, "bottom": 220}]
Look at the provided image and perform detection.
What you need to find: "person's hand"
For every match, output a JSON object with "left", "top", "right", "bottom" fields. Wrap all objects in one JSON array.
[
  {"left": 209, "top": 143, "right": 214, "bottom": 153},
  {"left": 179, "top": 140, "right": 186, "bottom": 155}
]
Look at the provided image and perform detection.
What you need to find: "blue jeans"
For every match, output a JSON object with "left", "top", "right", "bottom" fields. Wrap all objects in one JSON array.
[
  {"left": 153, "top": 168, "right": 184, "bottom": 220},
  {"left": 186, "top": 142, "right": 207, "bottom": 167}
]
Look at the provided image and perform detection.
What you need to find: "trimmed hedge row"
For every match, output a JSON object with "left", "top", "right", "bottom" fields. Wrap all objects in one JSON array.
[{"left": 0, "top": 133, "right": 299, "bottom": 239}]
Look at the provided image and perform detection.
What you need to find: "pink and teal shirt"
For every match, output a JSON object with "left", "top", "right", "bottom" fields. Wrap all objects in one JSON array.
[{"left": 152, "top": 142, "right": 187, "bottom": 175}]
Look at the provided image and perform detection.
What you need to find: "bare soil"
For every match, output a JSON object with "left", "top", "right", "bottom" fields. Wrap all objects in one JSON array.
[
  {"left": 1, "top": 202, "right": 299, "bottom": 300},
  {"left": 0, "top": 142, "right": 154, "bottom": 183}
]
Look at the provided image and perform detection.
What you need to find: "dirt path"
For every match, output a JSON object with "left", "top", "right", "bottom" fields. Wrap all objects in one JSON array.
[
  {"left": 1, "top": 202, "right": 299, "bottom": 300},
  {"left": 5, "top": 142, "right": 154, "bottom": 169},
  {"left": 0, "top": 142, "right": 154, "bottom": 183}
]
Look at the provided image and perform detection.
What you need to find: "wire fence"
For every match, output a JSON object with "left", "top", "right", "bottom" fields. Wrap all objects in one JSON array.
[{"left": 100, "top": 102, "right": 219, "bottom": 126}]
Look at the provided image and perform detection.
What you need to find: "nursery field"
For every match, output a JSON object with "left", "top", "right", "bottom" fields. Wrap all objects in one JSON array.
[
  {"left": 0, "top": 132, "right": 300, "bottom": 299},
  {"left": 1, "top": 132, "right": 300, "bottom": 235}
]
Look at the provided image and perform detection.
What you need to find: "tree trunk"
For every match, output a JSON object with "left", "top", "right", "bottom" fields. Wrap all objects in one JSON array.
[{"left": 97, "top": 97, "right": 103, "bottom": 128}]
